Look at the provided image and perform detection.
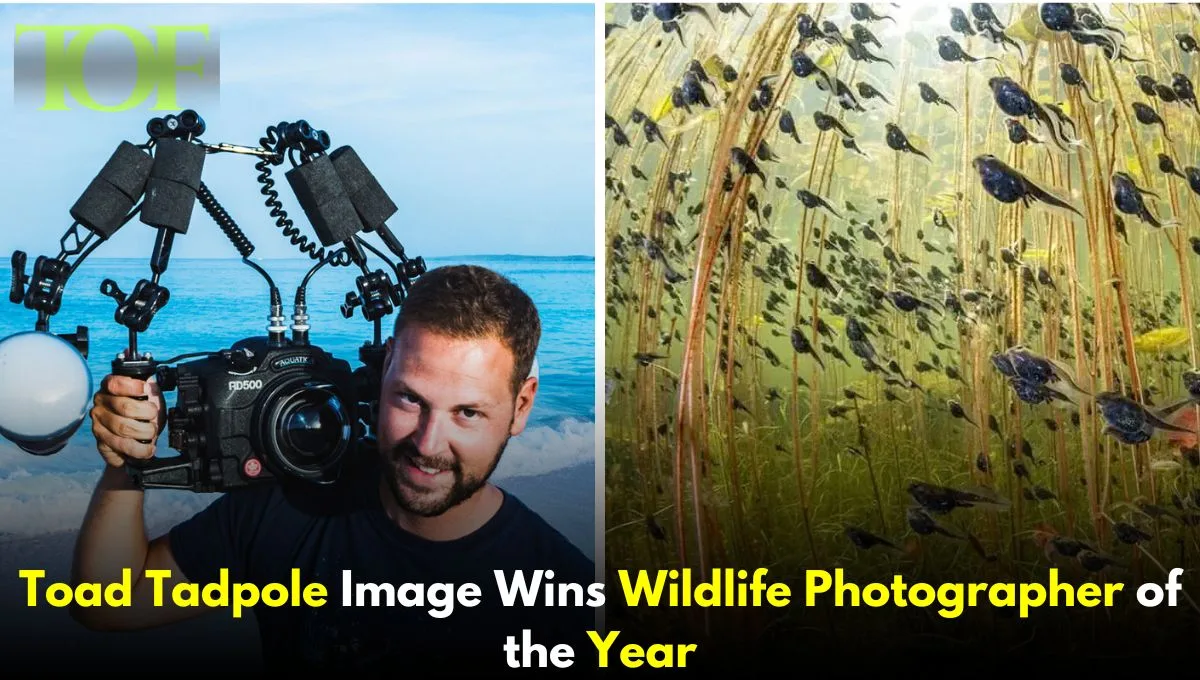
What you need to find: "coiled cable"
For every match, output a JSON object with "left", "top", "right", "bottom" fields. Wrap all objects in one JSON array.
[
  {"left": 256, "top": 124, "right": 352, "bottom": 267},
  {"left": 196, "top": 182, "right": 254, "bottom": 258}
]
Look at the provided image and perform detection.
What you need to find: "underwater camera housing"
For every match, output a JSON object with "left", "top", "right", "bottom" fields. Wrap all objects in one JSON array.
[
  {"left": 4, "top": 110, "right": 426, "bottom": 492},
  {"left": 133, "top": 337, "right": 370, "bottom": 492}
]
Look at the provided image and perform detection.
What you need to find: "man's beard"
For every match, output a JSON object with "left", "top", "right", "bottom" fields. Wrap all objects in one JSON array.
[{"left": 383, "top": 436, "right": 510, "bottom": 518}]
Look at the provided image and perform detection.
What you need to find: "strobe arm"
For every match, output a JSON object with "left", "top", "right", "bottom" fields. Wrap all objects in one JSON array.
[
  {"left": 101, "top": 111, "right": 207, "bottom": 363},
  {"left": 274, "top": 122, "right": 425, "bottom": 323},
  {"left": 10, "top": 247, "right": 90, "bottom": 355},
  {"left": 19, "top": 138, "right": 157, "bottom": 326},
  {"left": 7, "top": 138, "right": 154, "bottom": 347},
  {"left": 7, "top": 111, "right": 212, "bottom": 336},
  {"left": 326, "top": 145, "right": 426, "bottom": 296}
]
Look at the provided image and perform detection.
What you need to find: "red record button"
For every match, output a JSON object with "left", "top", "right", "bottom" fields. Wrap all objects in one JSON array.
[{"left": 243, "top": 457, "right": 263, "bottom": 478}]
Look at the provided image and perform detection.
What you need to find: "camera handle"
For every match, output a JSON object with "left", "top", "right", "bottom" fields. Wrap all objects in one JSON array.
[
  {"left": 110, "top": 351, "right": 159, "bottom": 435},
  {"left": 110, "top": 355, "right": 195, "bottom": 489},
  {"left": 109, "top": 352, "right": 187, "bottom": 489}
]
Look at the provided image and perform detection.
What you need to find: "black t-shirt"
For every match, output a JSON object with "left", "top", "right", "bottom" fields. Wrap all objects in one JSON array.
[{"left": 168, "top": 458, "right": 597, "bottom": 676}]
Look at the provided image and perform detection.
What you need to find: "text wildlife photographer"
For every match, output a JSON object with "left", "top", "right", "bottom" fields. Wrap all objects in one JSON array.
[{"left": 73, "top": 264, "right": 595, "bottom": 672}]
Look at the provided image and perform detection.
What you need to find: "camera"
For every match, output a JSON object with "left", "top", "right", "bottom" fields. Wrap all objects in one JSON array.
[
  {"left": 126, "top": 336, "right": 373, "bottom": 492},
  {"left": 3, "top": 112, "right": 424, "bottom": 493}
]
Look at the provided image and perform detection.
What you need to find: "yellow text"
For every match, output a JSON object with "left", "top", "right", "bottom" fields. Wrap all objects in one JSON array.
[
  {"left": 804, "top": 569, "right": 1123, "bottom": 619},
  {"left": 588, "top": 630, "right": 697, "bottom": 669},
  {"left": 20, "top": 568, "right": 328, "bottom": 619}
]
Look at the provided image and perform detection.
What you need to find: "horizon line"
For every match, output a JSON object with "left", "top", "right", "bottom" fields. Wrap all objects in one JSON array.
[{"left": 78, "top": 254, "right": 595, "bottom": 260}]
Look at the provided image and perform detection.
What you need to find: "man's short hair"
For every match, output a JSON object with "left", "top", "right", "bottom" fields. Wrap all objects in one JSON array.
[{"left": 393, "top": 265, "right": 540, "bottom": 398}]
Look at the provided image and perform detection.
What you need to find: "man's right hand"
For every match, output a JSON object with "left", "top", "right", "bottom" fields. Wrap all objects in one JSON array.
[
  {"left": 77, "top": 374, "right": 207, "bottom": 632},
  {"left": 91, "top": 375, "right": 167, "bottom": 467}
]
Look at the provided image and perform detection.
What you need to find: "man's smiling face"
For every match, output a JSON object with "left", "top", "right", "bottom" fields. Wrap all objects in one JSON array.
[{"left": 377, "top": 323, "right": 535, "bottom": 517}]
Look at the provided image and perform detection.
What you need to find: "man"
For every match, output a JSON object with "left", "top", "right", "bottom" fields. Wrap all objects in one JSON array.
[{"left": 73, "top": 264, "right": 596, "bottom": 674}]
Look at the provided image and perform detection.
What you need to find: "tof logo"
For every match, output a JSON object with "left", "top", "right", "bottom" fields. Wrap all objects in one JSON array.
[{"left": 13, "top": 24, "right": 219, "bottom": 112}]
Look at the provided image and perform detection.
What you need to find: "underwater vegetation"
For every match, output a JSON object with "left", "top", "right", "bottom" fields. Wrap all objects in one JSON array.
[{"left": 605, "top": 2, "right": 1200, "bottom": 659}]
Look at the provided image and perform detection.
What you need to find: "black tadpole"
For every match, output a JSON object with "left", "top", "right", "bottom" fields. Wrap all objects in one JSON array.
[
  {"left": 779, "top": 109, "right": 802, "bottom": 144},
  {"left": 790, "top": 327, "right": 825, "bottom": 369},
  {"left": 937, "top": 35, "right": 999, "bottom": 64},
  {"left": 885, "top": 123, "right": 930, "bottom": 161},
  {"left": 1159, "top": 153, "right": 1187, "bottom": 180},
  {"left": 1111, "top": 171, "right": 1167, "bottom": 227},
  {"left": 1059, "top": 62, "right": 1100, "bottom": 102},
  {"left": 950, "top": 8, "right": 976, "bottom": 36},
  {"left": 850, "top": 3, "right": 895, "bottom": 24},
  {"left": 973, "top": 154, "right": 1082, "bottom": 216},
  {"left": 1132, "top": 101, "right": 1172, "bottom": 141},
  {"left": 716, "top": 3, "right": 750, "bottom": 17},
  {"left": 856, "top": 81, "right": 891, "bottom": 104},
  {"left": 919, "top": 81, "right": 958, "bottom": 111}
]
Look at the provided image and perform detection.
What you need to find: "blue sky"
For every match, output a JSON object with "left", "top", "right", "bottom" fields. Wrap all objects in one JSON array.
[{"left": 0, "top": 3, "right": 595, "bottom": 259}]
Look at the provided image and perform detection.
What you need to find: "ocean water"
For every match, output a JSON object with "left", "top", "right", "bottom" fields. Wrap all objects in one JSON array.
[{"left": 0, "top": 255, "right": 596, "bottom": 548}]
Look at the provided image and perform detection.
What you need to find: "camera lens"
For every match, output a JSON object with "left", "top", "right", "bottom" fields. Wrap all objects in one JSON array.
[
  {"left": 281, "top": 394, "right": 345, "bottom": 459},
  {"left": 262, "top": 381, "right": 352, "bottom": 480}
]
